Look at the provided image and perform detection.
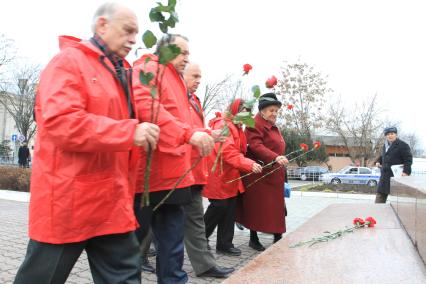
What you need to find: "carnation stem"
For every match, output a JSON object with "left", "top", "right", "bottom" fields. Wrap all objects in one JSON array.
[
  {"left": 289, "top": 224, "right": 361, "bottom": 248},
  {"left": 141, "top": 67, "right": 165, "bottom": 208},
  {"left": 225, "top": 148, "right": 304, "bottom": 184},
  {"left": 211, "top": 142, "right": 223, "bottom": 173},
  {"left": 152, "top": 157, "right": 202, "bottom": 211},
  {"left": 246, "top": 148, "right": 315, "bottom": 188}
]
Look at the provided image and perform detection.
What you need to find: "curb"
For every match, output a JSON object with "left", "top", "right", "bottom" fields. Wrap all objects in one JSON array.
[
  {"left": 290, "top": 190, "right": 376, "bottom": 200},
  {"left": 0, "top": 190, "right": 30, "bottom": 202}
]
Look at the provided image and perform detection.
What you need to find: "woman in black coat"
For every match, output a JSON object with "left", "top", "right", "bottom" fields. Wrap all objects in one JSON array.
[{"left": 375, "top": 127, "right": 412, "bottom": 203}]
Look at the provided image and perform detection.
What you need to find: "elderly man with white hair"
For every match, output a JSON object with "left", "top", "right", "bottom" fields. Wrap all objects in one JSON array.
[{"left": 14, "top": 3, "right": 159, "bottom": 283}]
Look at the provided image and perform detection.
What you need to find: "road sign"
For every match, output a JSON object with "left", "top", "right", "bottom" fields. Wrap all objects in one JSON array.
[
  {"left": 18, "top": 135, "right": 26, "bottom": 142},
  {"left": 11, "top": 134, "right": 17, "bottom": 142}
]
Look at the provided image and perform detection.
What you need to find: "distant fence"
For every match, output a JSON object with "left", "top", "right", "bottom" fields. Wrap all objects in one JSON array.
[
  {"left": 0, "top": 156, "right": 16, "bottom": 165},
  {"left": 412, "top": 169, "right": 426, "bottom": 176},
  {"left": 412, "top": 159, "right": 426, "bottom": 176}
]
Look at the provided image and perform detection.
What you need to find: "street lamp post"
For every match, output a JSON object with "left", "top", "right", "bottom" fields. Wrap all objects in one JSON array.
[{"left": 13, "top": 78, "right": 29, "bottom": 164}]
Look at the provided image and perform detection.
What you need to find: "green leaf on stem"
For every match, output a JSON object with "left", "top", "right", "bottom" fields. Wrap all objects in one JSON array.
[
  {"left": 243, "top": 117, "right": 255, "bottom": 128},
  {"left": 243, "top": 98, "right": 256, "bottom": 110},
  {"left": 234, "top": 111, "right": 251, "bottom": 119},
  {"left": 165, "top": 18, "right": 176, "bottom": 28},
  {"left": 171, "top": 12, "right": 179, "bottom": 22},
  {"left": 158, "top": 44, "right": 181, "bottom": 65},
  {"left": 139, "top": 70, "right": 154, "bottom": 86},
  {"left": 220, "top": 124, "right": 230, "bottom": 137},
  {"left": 168, "top": 0, "right": 177, "bottom": 8},
  {"left": 155, "top": 3, "right": 172, "bottom": 12},
  {"left": 159, "top": 22, "right": 168, "bottom": 33},
  {"left": 149, "top": 9, "right": 165, "bottom": 22},
  {"left": 252, "top": 85, "right": 261, "bottom": 98},
  {"left": 150, "top": 86, "right": 157, "bottom": 98},
  {"left": 142, "top": 30, "right": 157, "bottom": 48},
  {"left": 233, "top": 112, "right": 255, "bottom": 128}
]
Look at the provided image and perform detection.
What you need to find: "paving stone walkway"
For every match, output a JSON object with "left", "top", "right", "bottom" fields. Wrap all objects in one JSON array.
[{"left": 0, "top": 192, "right": 374, "bottom": 283}]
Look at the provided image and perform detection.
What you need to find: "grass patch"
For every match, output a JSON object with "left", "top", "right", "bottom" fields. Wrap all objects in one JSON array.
[
  {"left": 0, "top": 166, "right": 31, "bottom": 192},
  {"left": 296, "top": 183, "right": 376, "bottom": 195}
]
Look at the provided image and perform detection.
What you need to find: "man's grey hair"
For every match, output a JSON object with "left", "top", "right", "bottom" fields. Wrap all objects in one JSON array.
[
  {"left": 91, "top": 2, "right": 120, "bottom": 33},
  {"left": 154, "top": 34, "right": 189, "bottom": 54},
  {"left": 184, "top": 62, "right": 200, "bottom": 72}
]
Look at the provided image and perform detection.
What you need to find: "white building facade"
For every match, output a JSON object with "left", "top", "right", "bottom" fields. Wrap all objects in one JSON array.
[{"left": 0, "top": 95, "right": 34, "bottom": 163}]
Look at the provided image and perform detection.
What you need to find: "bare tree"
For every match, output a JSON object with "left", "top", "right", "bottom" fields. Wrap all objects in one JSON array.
[
  {"left": 276, "top": 60, "right": 332, "bottom": 136},
  {"left": 0, "top": 64, "right": 40, "bottom": 143},
  {"left": 0, "top": 34, "right": 17, "bottom": 73},
  {"left": 326, "top": 94, "right": 384, "bottom": 166},
  {"left": 399, "top": 132, "right": 424, "bottom": 157},
  {"left": 201, "top": 75, "right": 249, "bottom": 117},
  {"left": 201, "top": 74, "right": 232, "bottom": 116}
]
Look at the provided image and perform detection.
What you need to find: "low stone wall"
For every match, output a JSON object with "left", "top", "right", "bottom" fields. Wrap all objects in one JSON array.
[{"left": 391, "top": 176, "right": 426, "bottom": 264}]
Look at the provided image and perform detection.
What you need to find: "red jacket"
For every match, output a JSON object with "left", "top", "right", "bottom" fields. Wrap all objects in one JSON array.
[
  {"left": 133, "top": 54, "right": 198, "bottom": 192},
  {"left": 202, "top": 117, "right": 254, "bottom": 199},
  {"left": 29, "top": 36, "right": 139, "bottom": 244},
  {"left": 188, "top": 94, "right": 208, "bottom": 185}
]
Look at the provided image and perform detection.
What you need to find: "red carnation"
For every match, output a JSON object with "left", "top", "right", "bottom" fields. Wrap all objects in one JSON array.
[
  {"left": 313, "top": 141, "right": 321, "bottom": 150},
  {"left": 287, "top": 104, "right": 294, "bottom": 110},
  {"left": 265, "top": 75, "right": 278, "bottom": 88},
  {"left": 299, "top": 143, "right": 309, "bottom": 152},
  {"left": 353, "top": 217, "right": 365, "bottom": 226},
  {"left": 365, "top": 216, "right": 377, "bottom": 227},
  {"left": 243, "top": 64, "right": 252, "bottom": 75}
]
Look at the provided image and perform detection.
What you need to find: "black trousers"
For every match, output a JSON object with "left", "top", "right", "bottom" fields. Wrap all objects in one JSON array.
[
  {"left": 14, "top": 232, "right": 141, "bottom": 284},
  {"left": 375, "top": 192, "right": 388, "bottom": 203},
  {"left": 133, "top": 193, "right": 153, "bottom": 243},
  {"left": 203, "top": 197, "right": 237, "bottom": 250}
]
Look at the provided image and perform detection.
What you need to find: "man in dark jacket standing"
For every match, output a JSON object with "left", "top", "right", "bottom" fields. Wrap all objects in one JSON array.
[
  {"left": 18, "top": 143, "right": 30, "bottom": 168},
  {"left": 375, "top": 126, "right": 413, "bottom": 203}
]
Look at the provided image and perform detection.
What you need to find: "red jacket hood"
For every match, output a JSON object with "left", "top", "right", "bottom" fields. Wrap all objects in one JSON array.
[
  {"left": 208, "top": 112, "right": 226, "bottom": 128},
  {"left": 59, "top": 35, "right": 100, "bottom": 55},
  {"left": 58, "top": 35, "right": 131, "bottom": 68}
]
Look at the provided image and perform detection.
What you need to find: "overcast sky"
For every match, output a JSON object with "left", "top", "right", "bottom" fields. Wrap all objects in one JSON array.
[{"left": 1, "top": 0, "right": 425, "bottom": 149}]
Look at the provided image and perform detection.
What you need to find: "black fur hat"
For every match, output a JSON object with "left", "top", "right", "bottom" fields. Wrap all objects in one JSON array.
[{"left": 258, "top": 93, "right": 282, "bottom": 111}]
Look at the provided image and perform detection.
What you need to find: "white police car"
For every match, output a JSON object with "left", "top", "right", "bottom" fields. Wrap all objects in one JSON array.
[{"left": 320, "top": 166, "right": 381, "bottom": 187}]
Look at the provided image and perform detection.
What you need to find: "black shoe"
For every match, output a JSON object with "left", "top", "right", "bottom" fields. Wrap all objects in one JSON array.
[
  {"left": 273, "top": 234, "right": 282, "bottom": 243},
  {"left": 197, "top": 266, "right": 234, "bottom": 278},
  {"left": 141, "top": 258, "right": 156, "bottom": 273},
  {"left": 216, "top": 247, "right": 241, "bottom": 256},
  {"left": 249, "top": 240, "right": 265, "bottom": 251},
  {"left": 218, "top": 266, "right": 235, "bottom": 274},
  {"left": 235, "top": 222, "right": 245, "bottom": 230}
]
